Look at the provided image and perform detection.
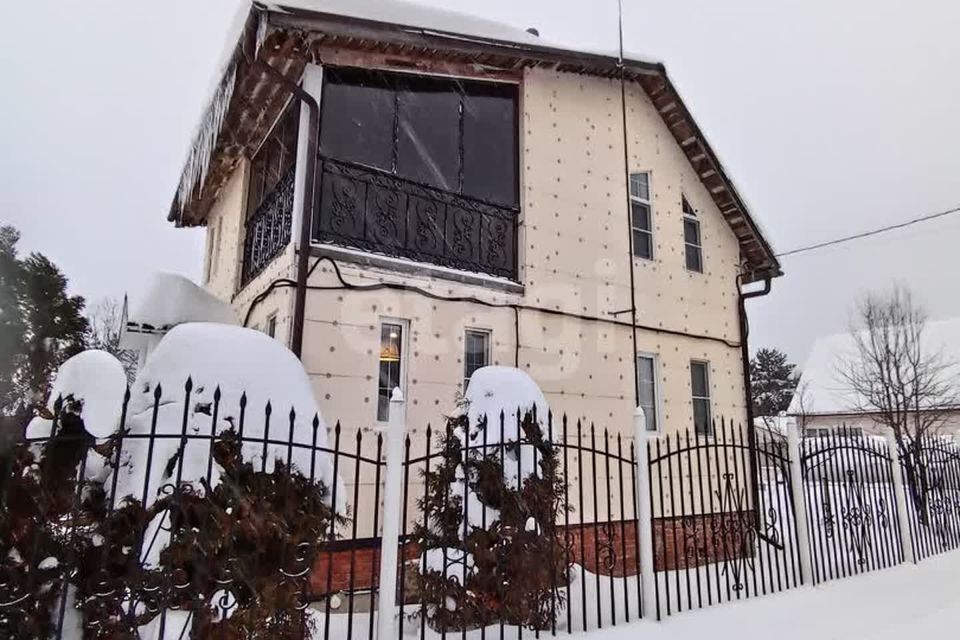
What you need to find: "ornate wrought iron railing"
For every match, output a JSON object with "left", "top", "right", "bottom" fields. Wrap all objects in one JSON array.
[
  {"left": 313, "top": 158, "right": 519, "bottom": 281},
  {"left": 241, "top": 165, "right": 295, "bottom": 285}
]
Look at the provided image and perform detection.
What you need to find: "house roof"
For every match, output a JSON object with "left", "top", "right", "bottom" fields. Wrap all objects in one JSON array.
[
  {"left": 788, "top": 317, "right": 960, "bottom": 416},
  {"left": 168, "top": 0, "right": 782, "bottom": 283}
]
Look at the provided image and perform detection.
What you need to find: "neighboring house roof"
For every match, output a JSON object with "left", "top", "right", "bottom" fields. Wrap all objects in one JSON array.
[
  {"left": 120, "top": 274, "right": 238, "bottom": 349},
  {"left": 788, "top": 318, "right": 960, "bottom": 416},
  {"left": 167, "top": 0, "right": 781, "bottom": 283}
]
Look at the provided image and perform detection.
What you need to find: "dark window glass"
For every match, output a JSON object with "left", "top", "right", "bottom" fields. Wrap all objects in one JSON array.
[
  {"left": 463, "top": 329, "right": 491, "bottom": 390},
  {"left": 690, "top": 361, "right": 712, "bottom": 435},
  {"left": 320, "top": 68, "right": 519, "bottom": 208},
  {"left": 266, "top": 314, "right": 277, "bottom": 338},
  {"left": 462, "top": 84, "right": 518, "bottom": 206},
  {"left": 396, "top": 77, "right": 460, "bottom": 191},
  {"left": 377, "top": 323, "right": 404, "bottom": 421},
  {"left": 320, "top": 70, "right": 395, "bottom": 172},
  {"left": 637, "top": 355, "right": 658, "bottom": 432}
]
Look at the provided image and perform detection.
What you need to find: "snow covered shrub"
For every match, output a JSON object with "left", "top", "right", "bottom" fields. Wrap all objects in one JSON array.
[
  {"left": 2, "top": 327, "right": 345, "bottom": 639},
  {"left": 0, "top": 410, "right": 95, "bottom": 640},
  {"left": 73, "top": 430, "right": 343, "bottom": 639},
  {"left": 413, "top": 367, "right": 569, "bottom": 632}
]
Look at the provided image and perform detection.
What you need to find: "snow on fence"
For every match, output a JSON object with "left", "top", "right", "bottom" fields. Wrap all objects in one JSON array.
[{"left": 6, "top": 386, "right": 960, "bottom": 639}]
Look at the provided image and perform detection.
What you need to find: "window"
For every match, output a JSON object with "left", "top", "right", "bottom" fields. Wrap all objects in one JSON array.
[
  {"left": 682, "top": 197, "right": 703, "bottom": 273},
  {"left": 463, "top": 329, "right": 491, "bottom": 390},
  {"left": 265, "top": 313, "right": 277, "bottom": 339},
  {"left": 690, "top": 361, "right": 712, "bottom": 436},
  {"left": 320, "top": 68, "right": 519, "bottom": 207},
  {"left": 377, "top": 322, "right": 405, "bottom": 422},
  {"left": 636, "top": 354, "right": 659, "bottom": 432},
  {"left": 247, "top": 99, "right": 301, "bottom": 220},
  {"left": 629, "top": 172, "right": 653, "bottom": 259}
]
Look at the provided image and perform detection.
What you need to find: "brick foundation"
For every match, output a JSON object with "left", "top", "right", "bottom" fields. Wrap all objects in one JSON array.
[{"left": 308, "top": 511, "right": 754, "bottom": 596}]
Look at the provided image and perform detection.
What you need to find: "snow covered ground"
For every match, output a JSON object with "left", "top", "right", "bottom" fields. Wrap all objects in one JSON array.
[{"left": 587, "top": 550, "right": 960, "bottom": 639}]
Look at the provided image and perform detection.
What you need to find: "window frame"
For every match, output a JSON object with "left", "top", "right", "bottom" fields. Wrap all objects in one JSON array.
[
  {"left": 246, "top": 97, "right": 301, "bottom": 222},
  {"left": 690, "top": 359, "right": 713, "bottom": 436},
  {"left": 318, "top": 66, "right": 521, "bottom": 209},
  {"left": 265, "top": 313, "right": 278, "bottom": 339},
  {"left": 629, "top": 172, "right": 654, "bottom": 260},
  {"left": 376, "top": 318, "right": 409, "bottom": 423},
  {"left": 682, "top": 196, "right": 704, "bottom": 273},
  {"left": 463, "top": 328, "right": 492, "bottom": 392},
  {"left": 636, "top": 353, "right": 662, "bottom": 433}
]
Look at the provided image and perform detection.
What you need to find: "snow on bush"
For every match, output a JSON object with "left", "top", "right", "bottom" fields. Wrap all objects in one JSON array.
[
  {"left": 25, "top": 349, "right": 127, "bottom": 440},
  {"left": 113, "top": 322, "right": 341, "bottom": 511},
  {"left": 415, "top": 367, "right": 567, "bottom": 631}
]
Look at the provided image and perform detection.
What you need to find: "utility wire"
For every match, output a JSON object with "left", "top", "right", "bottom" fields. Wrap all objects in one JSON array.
[{"left": 776, "top": 204, "right": 960, "bottom": 258}]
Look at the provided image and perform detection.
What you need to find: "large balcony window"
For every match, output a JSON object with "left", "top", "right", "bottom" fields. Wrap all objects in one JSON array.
[
  {"left": 313, "top": 68, "right": 519, "bottom": 280},
  {"left": 241, "top": 99, "right": 300, "bottom": 285}
]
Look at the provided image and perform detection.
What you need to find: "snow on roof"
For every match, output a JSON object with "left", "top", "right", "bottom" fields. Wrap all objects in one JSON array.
[
  {"left": 267, "top": 0, "right": 544, "bottom": 48},
  {"left": 125, "top": 273, "right": 237, "bottom": 331},
  {"left": 788, "top": 317, "right": 960, "bottom": 416}
]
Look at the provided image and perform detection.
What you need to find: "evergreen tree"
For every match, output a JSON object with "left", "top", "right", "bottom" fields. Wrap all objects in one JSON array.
[
  {"left": 750, "top": 347, "right": 798, "bottom": 417},
  {"left": 0, "top": 226, "right": 88, "bottom": 416},
  {"left": 414, "top": 409, "right": 568, "bottom": 632}
]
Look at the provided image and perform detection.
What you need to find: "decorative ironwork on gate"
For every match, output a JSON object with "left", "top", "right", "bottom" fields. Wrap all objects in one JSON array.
[
  {"left": 800, "top": 428, "right": 904, "bottom": 584},
  {"left": 900, "top": 437, "right": 960, "bottom": 561},
  {"left": 646, "top": 420, "right": 802, "bottom": 619}
]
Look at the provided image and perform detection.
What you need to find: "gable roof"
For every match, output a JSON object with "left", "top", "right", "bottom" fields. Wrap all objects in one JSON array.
[
  {"left": 789, "top": 318, "right": 960, "bottom": 416},
  {"left": 168, "top": 0, "right": 782, "bottom": 283}
]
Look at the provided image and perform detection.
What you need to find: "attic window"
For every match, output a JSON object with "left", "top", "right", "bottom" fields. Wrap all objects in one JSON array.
[
  {"left": 319, "top": 68, "right": 519, "bottom": 207},
  {"left": 682, "top": 196, "right": 703, "bottom": 273}
]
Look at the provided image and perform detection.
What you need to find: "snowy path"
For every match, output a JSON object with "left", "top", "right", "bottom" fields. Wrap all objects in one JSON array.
[{"left": 588, "top": 551, "right": 960, "bottom": 639}]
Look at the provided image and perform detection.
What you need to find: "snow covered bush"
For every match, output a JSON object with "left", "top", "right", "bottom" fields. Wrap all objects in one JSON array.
[
  {"left": 413, "top": 367, "right": 569, "bottom": 632},
  {"left": 1, "top": 324, "right": 344, "bottom": 639}
]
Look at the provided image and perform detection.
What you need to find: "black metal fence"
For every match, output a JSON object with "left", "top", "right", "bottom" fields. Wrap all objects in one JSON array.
[
  {"left": 0, "top": 386, "right": 644, "bottom": 639},
  {"left": 646, "top": 419, "right": 802, "bottom": 619},
  {"left": 800, "top": 428, "right": 905, "bottom": 584},
  {"left": 900, "top": 437, "right": 960, "bottom": 561},
  {"left": 7, "top": 382, "right": 960, "bottom": 638}
]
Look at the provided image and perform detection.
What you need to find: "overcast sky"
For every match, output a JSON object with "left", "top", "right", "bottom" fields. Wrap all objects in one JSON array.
[{"left": 2, "top": 0, "right": 959, "bottom": 368}]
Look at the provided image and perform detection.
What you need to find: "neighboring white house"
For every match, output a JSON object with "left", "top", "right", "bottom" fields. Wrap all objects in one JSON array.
[
  {"left": 788, "top": 318, "right": 960, "bottom": 438},
  {"left": 120, "top": 273, "right": 238, "bottom": 368}
]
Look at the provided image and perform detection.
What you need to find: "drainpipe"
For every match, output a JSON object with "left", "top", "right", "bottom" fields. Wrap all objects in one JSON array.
[
  {"left": 250, "top": 59, "right": 319, "bottom": 360},
  {"left": 738, "top": 273, "right": 772, "bottom": 535}
]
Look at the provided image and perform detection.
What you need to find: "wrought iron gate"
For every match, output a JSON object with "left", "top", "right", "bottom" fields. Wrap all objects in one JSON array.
[{"left": 646, "top": 420, "right": 802, "bottom": 618}]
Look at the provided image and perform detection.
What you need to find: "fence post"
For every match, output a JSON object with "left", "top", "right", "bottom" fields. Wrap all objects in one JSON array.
[
  {"left": 632, "top": 406, "right": 657, "bottom": 619},
  {"left": 786, "top": 422, "right": 814, "bottom": 584},
  {"left": 377, "top": 388, "right": 406, "bottom": 640},
  {"left": 886, "top": 433, "right": 916, "bottom": 564}
]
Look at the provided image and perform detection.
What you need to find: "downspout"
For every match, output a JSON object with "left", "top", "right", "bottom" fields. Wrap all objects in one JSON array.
[
  {"left": 616, "top": 0, "right": 641, "bottom": 408},
  {"left": 738, "top": 272, "right": 772, "bottom": 538},
  {"left": 250, "top": 59, "right": 320, "bottom": 359}
]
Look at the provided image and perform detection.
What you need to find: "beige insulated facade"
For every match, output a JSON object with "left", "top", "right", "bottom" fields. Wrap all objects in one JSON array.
[{"left": 200, "top": 62, "right": 748, "bottom": 437}]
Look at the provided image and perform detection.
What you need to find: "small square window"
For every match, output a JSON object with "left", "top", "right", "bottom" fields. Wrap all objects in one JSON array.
[
  {"left": 637, "top": 354, "right": 659, "bottom": 432},
  {"left": 463, "top": 329, "right": 491, "bottom": 390},
  {"left": 682, "top": 197, "right": 703, "bottom": 273},
  {"left": 377, "top": 322, "right": 405, "bottom": 422},
  {"left": 265, "top": 313, "right": 277, "bottom": 339},
  {"left": 690, "top": 360, "right": 712, "bottom": 436},
  {"left": 629, "top": 172, "right": 653, "bottom": 260}
]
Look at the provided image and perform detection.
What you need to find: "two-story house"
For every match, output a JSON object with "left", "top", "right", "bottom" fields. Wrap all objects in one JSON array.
[{"left": 169, "top": 0, "right": 781, "bottom": 438}]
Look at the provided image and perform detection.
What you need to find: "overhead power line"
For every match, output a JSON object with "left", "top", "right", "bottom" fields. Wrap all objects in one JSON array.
[{"left": 775, "top": 204, "right": 960, "bottom": 258}]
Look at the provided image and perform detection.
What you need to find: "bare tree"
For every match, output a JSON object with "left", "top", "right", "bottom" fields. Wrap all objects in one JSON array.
[
  {"left": 86, "top": 297, "right": 137, "bottom": 383},
  {"left": 838, "top": 285, "right": 959, "bottom": 523}
]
